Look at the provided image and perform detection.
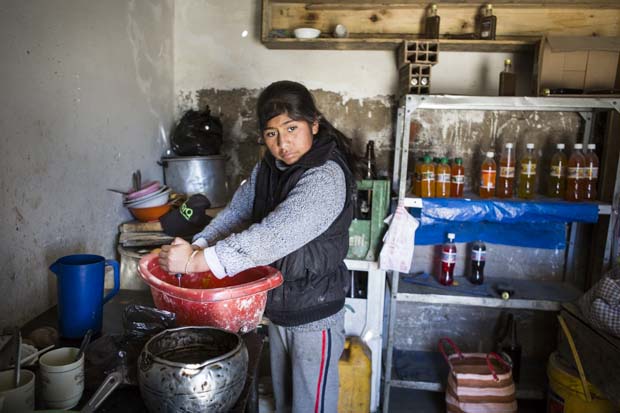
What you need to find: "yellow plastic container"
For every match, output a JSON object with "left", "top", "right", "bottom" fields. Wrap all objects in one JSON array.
[
  {"left": 547, "top": 352, "right": 615, "bottom": 413},
  {"left": 338, "top": 337, "right": 371, "bottom": 413}
]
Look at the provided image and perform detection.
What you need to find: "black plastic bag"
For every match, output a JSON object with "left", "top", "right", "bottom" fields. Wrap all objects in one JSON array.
[{"left": 171, "top": 107, "right": 223, "bottom": 156}]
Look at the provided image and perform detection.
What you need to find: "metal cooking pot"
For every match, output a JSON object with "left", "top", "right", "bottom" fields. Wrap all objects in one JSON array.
[
  {"left": 159, "top": 155, "right": 229, "bottom": 207},
  {"left": 138, "top": 326, "right": 248, "bottom": 413}
]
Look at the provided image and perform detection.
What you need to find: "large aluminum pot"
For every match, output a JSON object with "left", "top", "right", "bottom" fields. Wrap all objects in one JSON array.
[
  {"left": 160, "top": 155, "right": 229, "bottom": 207},
  {"left": 138, "top": 326, "right": 248, "bottom": 413}
]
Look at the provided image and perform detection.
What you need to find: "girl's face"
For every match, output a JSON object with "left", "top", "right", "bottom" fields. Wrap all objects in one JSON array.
[{"left": 262, "top": 113, "right": 318, "bottom": 165}]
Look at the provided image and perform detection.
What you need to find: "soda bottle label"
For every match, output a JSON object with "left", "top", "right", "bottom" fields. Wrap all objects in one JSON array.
[
  {"left": 568, "top": 167, "right": 583, "bottom": 179},
  {"left": 441, "top": 251, "right": 456, "bottom": 264},
  {"left": 451, "top": 174, "right": 465, "bottom": 184},
  {"left": 586, "top": 167, "right": 599, "bottom": 179},
  {"left": 422, "top": 171, "right": 435, "bottom": 181},
  {"left": 550, "top": 165, "right": 565, "bottom": 177},
  {"left": 499, "top": 166, "right": 515, "bottom": 178},
  {"left": 471, "top": 248, "right": 486, "bottom": 262},
  {"left": 481, "top": 170, "right": 496, "bottom": 189},
  {"left": 437, "top": 173, "right": 451, "bottom": 183},
  {"left": 520, "top": 162, "right": 536, "bottom": 176}
]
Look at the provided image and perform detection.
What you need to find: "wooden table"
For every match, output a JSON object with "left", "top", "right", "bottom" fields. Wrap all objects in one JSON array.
[{"left": 21, "top": 289, "right": 263, "bottom": 412}]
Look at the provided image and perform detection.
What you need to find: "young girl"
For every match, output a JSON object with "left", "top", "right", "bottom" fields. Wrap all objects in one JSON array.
[{"left": 159, "top": 80, "right": 357, "bottom": 412}]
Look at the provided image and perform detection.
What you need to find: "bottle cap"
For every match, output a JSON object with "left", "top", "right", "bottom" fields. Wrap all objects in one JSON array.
[
  {"left": 424, "top": 155, "right": 432, "bottom": 163},
  {"left": 542, "top": 88, "right": 551, "bottom": 96},
  {"left": 486, "top": 151, "right": 494, "bottom": 158},
  {"left": 526, "top": 143, "right": 534, "bottom": 149},
  {"left": 587, "top": 143, "right": 596, "bottom": 150},
  {"left": 431, "top": 3, "right": 437, "bottom": 10},
  {"left": 501, "top": 291, "right": 510, "bottom": 300},
  {"left": 505, "top": 58, "right": 512, "bottom": 65},
  {"left": 557, "top": 143, "right": 565, "bottom": 149},
  {"left": 441, "top": 157, "right": 449, "bottom": 164},
  {"left": 433, "top": 157, "right": 440, "bottom": 163},
  {"left": 455, "top": 157, "right": 463, "bottom": 165},
  {"left": 447, "top": 233, "right": 455, "bottom": 240},
  {"left": 505, "top": 143, "right": 513, "bottom": 149},
  {"left": 486, "top": 3, "right": 493, "bottom": 9},
  {"left": 574, "top": 143, "right": 583, "bottom": 150}
]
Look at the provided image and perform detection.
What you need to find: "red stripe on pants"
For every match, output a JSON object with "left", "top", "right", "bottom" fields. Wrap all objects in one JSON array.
[{"left": 314, "top": 330, "right": 327, "bottom": 413}]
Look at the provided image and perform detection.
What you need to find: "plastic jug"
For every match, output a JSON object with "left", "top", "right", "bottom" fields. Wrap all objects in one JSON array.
[{"left": 49, "top": 254, "right": 120, "bottom": 338}]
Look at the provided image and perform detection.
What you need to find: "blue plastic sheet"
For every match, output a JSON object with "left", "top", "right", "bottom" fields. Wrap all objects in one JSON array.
[{"left": 410, "top": 198, "right": 598, "bottom": 249}]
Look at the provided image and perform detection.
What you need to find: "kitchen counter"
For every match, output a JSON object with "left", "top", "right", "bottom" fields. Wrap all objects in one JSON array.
[{"left": 21, "top": 289, "right": 263, "bottom": 412}]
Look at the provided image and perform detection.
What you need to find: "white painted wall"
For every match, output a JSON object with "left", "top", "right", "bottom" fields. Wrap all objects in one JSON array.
[
  {"left": 174, "top": 0, "right": 532, "bottom": 111},
  {"left": 0, "top": 0, "right": 174, "bottom": 328}
]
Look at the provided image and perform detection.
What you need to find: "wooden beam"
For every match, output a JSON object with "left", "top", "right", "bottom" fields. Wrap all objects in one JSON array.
[{"left": 268, "top": 2, "right": 620, "bottom": 37}]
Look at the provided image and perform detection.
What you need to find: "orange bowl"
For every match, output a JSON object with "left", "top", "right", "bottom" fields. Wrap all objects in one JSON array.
[{"left": 129, "top": 203, "right": 172, "bottom": 222}]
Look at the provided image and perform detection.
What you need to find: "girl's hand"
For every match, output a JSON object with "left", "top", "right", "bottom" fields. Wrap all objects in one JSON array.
[{"left": 158, "top": 238, "right": 210, "bottom": 274}]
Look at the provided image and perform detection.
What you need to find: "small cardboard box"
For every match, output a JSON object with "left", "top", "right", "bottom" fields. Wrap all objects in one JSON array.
[{"left": 536, "top": 36, "right": 620, "bottom": 95}]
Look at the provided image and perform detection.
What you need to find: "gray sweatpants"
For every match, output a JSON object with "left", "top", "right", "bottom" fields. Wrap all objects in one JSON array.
[{"left": 268, "top": 318, "right": 345, "bottom": 413}]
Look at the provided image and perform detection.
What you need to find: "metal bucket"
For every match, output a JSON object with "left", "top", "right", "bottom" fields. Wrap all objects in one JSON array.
[
  {"left": 160, "top": 155, "right": 229, "bottom": 207},
  {"left": 138, "top": 326, "right": 248, "bottom": 413}
]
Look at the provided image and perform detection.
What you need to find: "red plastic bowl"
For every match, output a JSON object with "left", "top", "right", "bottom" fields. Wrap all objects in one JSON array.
[{"left": 138, "top": 254, "right": 283, "bottom": 333}]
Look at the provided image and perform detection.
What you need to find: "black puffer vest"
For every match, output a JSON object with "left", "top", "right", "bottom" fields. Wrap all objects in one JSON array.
[{"left": 253, "top": 134, "right": 354, "bottom": 326}]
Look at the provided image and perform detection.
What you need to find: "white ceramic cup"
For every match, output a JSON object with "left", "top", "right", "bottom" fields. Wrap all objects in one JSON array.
[
  {"left": 39, "top": 347, "right": 84, "bottom": 410},
  {"left": 0, "top": 369, "right": 35, "bottom": 413}
]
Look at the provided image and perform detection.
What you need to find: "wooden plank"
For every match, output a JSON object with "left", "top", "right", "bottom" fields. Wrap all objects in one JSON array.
[
  {"left": 118, "top": 232, "right": 175, "bottom": 247},
  {"left": 268, "top": 3, "right": 620, "bottom": 37},
  {"left": 119, "top": 220, "right": 163, "bottom": 233},
  {"left": 559, "top": 304, "right": 620, "bottom": 407},
  {"left": 263, "top": 37, "right": 538, "bottom": 52}
]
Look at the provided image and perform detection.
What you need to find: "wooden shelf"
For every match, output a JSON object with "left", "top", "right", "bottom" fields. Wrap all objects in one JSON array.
[
  {"left": 397, "top": 275, "right": 582, "bottom": 311},
  {"left": 391, "top": 350, "right": 546, "bottom": 400},
  {"left": 262, "top": 36, "right": 540, "bottom": 52}
]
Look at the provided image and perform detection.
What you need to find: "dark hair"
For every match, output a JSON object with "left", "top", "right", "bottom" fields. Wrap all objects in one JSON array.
[{"left": 257, "top": 80, "right": 360, "bottom": 176}]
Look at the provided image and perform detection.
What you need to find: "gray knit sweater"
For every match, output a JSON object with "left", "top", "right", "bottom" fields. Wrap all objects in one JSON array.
[{"left": 192, "top": 159, "right": 347, "bottom": 330}]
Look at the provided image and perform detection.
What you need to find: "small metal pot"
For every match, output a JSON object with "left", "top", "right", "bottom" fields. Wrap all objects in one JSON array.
[
  {"left": 138, "top": 326, "right": 248, "bottom": 413},
  {"left": 159, "top": 155, "right": 229, "bottom": 207}
]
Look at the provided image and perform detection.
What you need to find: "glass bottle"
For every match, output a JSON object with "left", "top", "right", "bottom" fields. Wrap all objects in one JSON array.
[
  {"left": 413, "top": 156, "right": 424, "bottom": 196},
  {"left": 518, "top": 143, "right": 536, "bottom": 199},
  {"left": 480, "top": 151, "right": 496, "bottom": 198},
  {"left": 425, "top": 4, "right": 440, "bottom": 39},
  {"left": 470, "top": 240, "right": 486, "bottom": 285},
  {"left": 499, "top": 59, "right": 516, "bottom": 96},
  {"left": 497, "top": 143, "right": 515, "bottom": 198},
  {"left": 479, "top": 3, "right": 497, "bottom": 40},
  {"left": 450, "top": 157, "right": 465, "bottom": 197},
  {"left": 439, "top": 233, "right": 456, "bottom": 286},
  {"left": 359, "top": 140, "right": 377, "bottom": 219},
  {"left": 548, "top": 143, "right": 567, "bottom": 198},
  {"left": 436, "top": 157, "right": 451, "bottom": 198},
  {"left": 584, "top": 143, "right": 599, "bottom": 201},
  {"left": 565, "top": 143, "right": 585, "bottom": 202},
  {"left": 420, "top": 155, "right": 436, "bottom": 197}
]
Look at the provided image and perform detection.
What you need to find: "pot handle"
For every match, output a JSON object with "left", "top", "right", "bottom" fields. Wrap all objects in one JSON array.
[{"left": 158, "top": 160, "right": 168, "bottom": 168}]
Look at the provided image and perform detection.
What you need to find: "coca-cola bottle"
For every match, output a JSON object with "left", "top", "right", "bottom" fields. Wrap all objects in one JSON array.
[
  {"left": 470, "top": 240, "right": 486, "bottom": 285},
  {"left": 439, "top": 233, "right": 456, "bottom": 286}
]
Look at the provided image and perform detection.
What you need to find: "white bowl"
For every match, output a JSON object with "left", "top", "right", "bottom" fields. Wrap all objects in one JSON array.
[
  {"left": 125, "top": 189, "right": 171, "bottom": 208},
  {"left": 294, "top": 28, "right": 320, "bottom": 39}
]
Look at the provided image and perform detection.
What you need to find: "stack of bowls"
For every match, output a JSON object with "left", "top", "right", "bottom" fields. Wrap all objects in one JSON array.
[{"left": 124, "top": 181, "right": 172, "bottom": 222}]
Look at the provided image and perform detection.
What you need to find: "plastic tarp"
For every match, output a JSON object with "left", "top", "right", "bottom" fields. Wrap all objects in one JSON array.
[{"left": 411, "top": 198, "right": 599, "bottom": 249}]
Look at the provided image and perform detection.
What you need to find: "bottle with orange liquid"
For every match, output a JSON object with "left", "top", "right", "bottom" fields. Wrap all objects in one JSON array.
[
  {"left": 420, "top": 155, "right": 436, "bottom": 197},
  {"left": 584, "top": 143, "right": 599, "bottom": 201},
  {"left": 436, "top": 157, "right": 451, "bottom": 198},
  {"left": 450, "top": 157, "right": 465, "bottom": 197},
  {"left": 548, "top": 143, "right": 567, "bottom": 198},
  {"left": 565, "top": 143, "right": 585, "bottom": 201},
  {"left": 497, "top": 143, "right": 515, "bottom": 198},
  {"left": 413, "top": 156, "right": 423, "bottom": 195},
  {"left": 480, "top": 152, "right": 496, "bottom": 198}
]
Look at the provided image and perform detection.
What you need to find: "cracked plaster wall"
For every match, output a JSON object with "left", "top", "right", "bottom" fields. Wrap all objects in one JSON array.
[{"left": 0, "top": 0, "right": 174, "bottom": 328}]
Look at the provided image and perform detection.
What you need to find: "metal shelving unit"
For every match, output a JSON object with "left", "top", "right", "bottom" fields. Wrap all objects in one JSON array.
[{"left": 383, "top": 95, "right": 620, "bottom": 412}]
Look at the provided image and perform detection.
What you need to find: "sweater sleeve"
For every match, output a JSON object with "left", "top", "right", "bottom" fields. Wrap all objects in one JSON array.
[
  {"left": 213, "top": 160, "right": 346, "bottom": 276},
  {"left": 192, "top": 163, "right": 259, "bottom": 246}
]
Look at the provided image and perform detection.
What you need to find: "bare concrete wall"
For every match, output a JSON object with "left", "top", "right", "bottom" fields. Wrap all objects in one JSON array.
[{"left": 0, "top": 0, "right": 174, "bottom": 328}]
